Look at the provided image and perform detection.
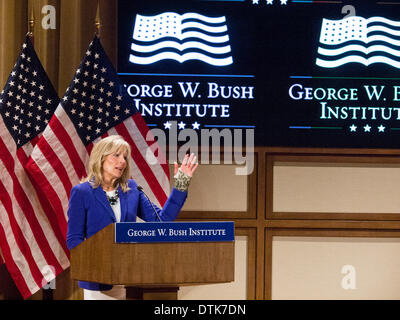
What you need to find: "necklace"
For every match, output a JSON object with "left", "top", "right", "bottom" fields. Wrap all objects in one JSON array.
[{"left": 105, "top": 189, "right": 119, "bottom": 205}]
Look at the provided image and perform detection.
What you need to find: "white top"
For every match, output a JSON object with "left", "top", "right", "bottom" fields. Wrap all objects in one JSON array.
[{"left": 105, "top": 190, "right": 121, "bottom": 222}]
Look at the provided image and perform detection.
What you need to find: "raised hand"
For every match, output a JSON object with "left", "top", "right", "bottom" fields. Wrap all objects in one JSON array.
[{"left": 174, "top": 153, "right": 198, "bottom": 177}]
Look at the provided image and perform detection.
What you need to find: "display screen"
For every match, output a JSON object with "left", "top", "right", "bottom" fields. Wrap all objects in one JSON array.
[{"left": 118, "top": 0, "right": 400, "bottom": 148}]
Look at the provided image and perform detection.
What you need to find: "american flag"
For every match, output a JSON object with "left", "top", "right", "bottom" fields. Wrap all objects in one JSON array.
[
  {"left": 130, "top": 12, "right": 232, "bottom": 66},
  {"left": 0, "top": 36, "right": 70, "bottom": 299},
  {"left": 316, "top": 16, "right": 400, "bottom": 69},
  {"left": 26, "top": 35, "right": 170, "bottom": 243}
]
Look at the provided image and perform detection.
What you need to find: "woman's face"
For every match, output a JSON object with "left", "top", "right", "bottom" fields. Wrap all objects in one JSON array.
[{"left": 102, "top": 148, "right": 128, "bottom": 183}]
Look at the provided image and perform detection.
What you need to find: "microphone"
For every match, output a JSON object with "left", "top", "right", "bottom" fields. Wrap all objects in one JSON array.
[{"left": 137, "top": 185, "right": 162, "bottom": 222}]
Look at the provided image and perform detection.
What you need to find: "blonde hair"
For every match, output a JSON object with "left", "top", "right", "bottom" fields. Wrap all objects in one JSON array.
[{"left": 82, "top": 135, "right": 131, "bottom": 192}]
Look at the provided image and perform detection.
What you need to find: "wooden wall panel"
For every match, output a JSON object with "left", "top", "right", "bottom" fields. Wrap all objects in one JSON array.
[{"left": 266, "top": 229, "right": 400, "bottom": 300}]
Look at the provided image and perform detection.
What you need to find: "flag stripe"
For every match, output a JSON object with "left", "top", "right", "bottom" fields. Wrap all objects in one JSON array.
[
  {"left": 0, "top": 132, "right": 53, "bottom": 286},
  {"left": 86, "top": 142, "right": 94, "bottom": 155},
  {"left": 42, "top": 118, "right": 85, "bottom": 190},
  {"left": 49, "top": 114, "right": 87, "bottom": 180},
  {"left": 0, "top": 171, "right": 60, "bottom": 285},
  {"left": 0, "top": 185, "right": 39, "bottom": 296},
  {"left": 0, "top": 223, "right": 34, "bottom": 298},
  {"left": 0, "top": 177, "right": 43, "bottom": 290},
  {"left": 28, "top": 146, "right": 70, "bottom": 218},
  {"left": 86, "top": 135, "right": 103, "bottom": 155},
  {"left": 14, "top": 149, "right": 65, "bottom": 275},
  {"left": 29, "top": 135, "right": 40, "bottom": 147},
  {"left": 28, "top": 110, "right": 89, "bottom": 228},
  {"left": 26, "top": 168, "right": 70, "bottom": 260},
  {"left": 55, "top": 107, "right": 90, "bottom": 169},
  {"left": 0, "top": 115, "right": 68, "bottom": 283},
  {"left": 129, "top": 52, "right": 233, "bottom": 66},
  {"left": 0, "top": 142, "right": 64, "bottom": 285},
  {"left": 16, "top": 147, "right": 70, "bottom": 263},
  {"left": 37, "top": 138, "right": 73, "bottom": 205},
  {"left": 26, "top": 156, "right": 68, "bottom": 237}
]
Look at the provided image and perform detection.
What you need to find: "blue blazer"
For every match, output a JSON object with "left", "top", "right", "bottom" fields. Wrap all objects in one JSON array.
[{"left": 66, "top": 179, "right": 187, "bottom": 291}]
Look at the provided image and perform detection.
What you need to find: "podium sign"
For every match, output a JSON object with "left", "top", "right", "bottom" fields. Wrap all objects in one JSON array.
[{"left": 115, "top": 221, "right": 234, "bottom": 243}]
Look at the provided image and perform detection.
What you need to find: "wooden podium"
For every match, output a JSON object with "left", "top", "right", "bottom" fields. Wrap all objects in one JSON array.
[{"left": 70, "top": 222, "right": 235, "bottom": 299}]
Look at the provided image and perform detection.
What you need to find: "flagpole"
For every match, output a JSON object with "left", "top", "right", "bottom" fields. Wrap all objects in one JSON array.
[
  {"left": 95, "top": 1, "right": 101, "bottom": 38},
  {"left": 28, "top": 4, "right": 35, "bottom": 45}
]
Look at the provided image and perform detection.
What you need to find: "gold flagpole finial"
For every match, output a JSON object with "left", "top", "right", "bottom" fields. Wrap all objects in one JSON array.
[
  {"left": 95, "top": 1, "right": 101, "bottom": 37},
  {"left": 28, "top": 4, "right": 35, "bottom": 38}
]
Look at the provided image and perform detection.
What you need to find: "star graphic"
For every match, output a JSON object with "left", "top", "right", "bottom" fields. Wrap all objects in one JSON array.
[
  {"left": 363, "top": 124, "right": 371, "bottom": 132},
  {"left": 192, "top": 121, "right": 200, "bottom": 130},
  {"left": 378, "top": 124, "right": 386, "bottom": 132},
  {"left": 178, "top": 121, "right": 186, "bottom": 130},
  {"left": 280, "top": 0, "right": 287, "bottom": 4},
  {"left": 266, "top": 0, "right": 273, "bottom": 4},
  {"left": 163, "top": 121, "right": 172, "bottom": 130},
  {"left": 252, "top": 0, "right": 259, "bottom": 4},
  {"left": 349, "top": 124, "right": 357, "bottom": 132}
]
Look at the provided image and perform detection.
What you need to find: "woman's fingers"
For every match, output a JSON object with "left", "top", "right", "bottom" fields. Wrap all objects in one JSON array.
[
  {"left": 188, "top": 154, "right": 196, "bottom": 168},
  {"left": 182, "top": 153, "right": 189, "bottom": 166},
  {"left": 187, "top": 153, "right": 195, "bottom": 165},
  {"left": 174, "top": 162, "right": 178, "bottom": 175},
  {"left": 179, "top": 153, "right": 198, "bottom": 176},
  {"left": 191, "top": 162, "right": 199, "bottom": 174}
]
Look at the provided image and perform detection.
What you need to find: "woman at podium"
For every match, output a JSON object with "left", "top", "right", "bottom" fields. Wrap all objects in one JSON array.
[{"left": 66, "top": 135, "right": 198, "bottom": 299}]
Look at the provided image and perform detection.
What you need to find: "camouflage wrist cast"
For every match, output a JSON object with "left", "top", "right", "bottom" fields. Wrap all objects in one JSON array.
[{"left": 174, "top": 168, "right": 192, "bottom": 191}]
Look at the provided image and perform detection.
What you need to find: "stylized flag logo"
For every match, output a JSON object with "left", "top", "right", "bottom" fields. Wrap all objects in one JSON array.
[
  {"left": 129, "top": 12, "right": 233, "bottom": 66},
  {"left": 316, "top": 16, "right": 400, "bottom": 69}
]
